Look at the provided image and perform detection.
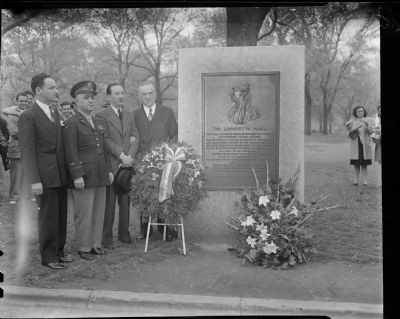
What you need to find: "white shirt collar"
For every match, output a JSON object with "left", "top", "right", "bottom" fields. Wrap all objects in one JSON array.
[
  {"left": 111, "top": 104, "right": 124, "bottom": 117},
  {"left": 36, "top": 99, "right": 52, "bottom": 119},
  {"left": 143, "top": 104, "right": 156, "bottom": 117}
]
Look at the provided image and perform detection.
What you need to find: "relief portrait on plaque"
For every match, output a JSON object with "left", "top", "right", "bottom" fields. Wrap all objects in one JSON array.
[{"left": 226, "top": 81, "right": 261, "bottom": 125}]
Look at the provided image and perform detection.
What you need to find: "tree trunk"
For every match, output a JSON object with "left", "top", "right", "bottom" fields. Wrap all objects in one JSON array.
[
  {"left": 322, "top": 103, "right": 329, "bottom": 135},
  {"left": 304, "top": 74, "right": 312, "bottom": 135},
  {"left": 226, "top": 7, "right": 270, "bottom": 46},
  {"left": 154, "top": 65, "right": 162, "bottom": 106}
]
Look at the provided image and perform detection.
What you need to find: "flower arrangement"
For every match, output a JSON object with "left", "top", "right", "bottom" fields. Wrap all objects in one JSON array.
[
  {"left": 226, "top": 161, "right": 337, "bottom": 269},
  {"left": 130, "top": 141, "right": 207, "bottom": 223}
]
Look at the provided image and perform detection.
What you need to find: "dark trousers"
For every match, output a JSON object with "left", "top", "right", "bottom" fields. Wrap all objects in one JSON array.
[
  {"left": 36, "top": 186, "right": 68, "bottom": 264},
  {"left": 0, "top": 145, "right": 9, "bottom": 170},
  {"left": 102, "top": 184, "right": 131, "bottom": 245}
]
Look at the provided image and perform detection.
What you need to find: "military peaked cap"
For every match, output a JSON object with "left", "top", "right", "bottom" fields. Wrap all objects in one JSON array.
[{"left": 70, "top": 81, "right": 97, "bottom": 98}]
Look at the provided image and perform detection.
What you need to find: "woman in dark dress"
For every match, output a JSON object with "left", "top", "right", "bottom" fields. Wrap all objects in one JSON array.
[{"left": 345, "top": 106, "right": 373, "bottom": 185}]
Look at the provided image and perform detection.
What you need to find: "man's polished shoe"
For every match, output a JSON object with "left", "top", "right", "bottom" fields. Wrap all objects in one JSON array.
[
  {"left": 118, "top": 238, "right": 132, "bottom": 244},
  {"left": 91, "top": 247, "right": 106, "bottom": 255},
  {"left": 103, "top": 244, "right": 115, "bottom": 250},
  {"left": 136, "top": 234, "right": 145, "bottom": 240},
  {"left": 59, "top": 254, "right": 73, "bottom": 263},
  {"left": 78, "top": 251, "right": 95, "bottom": 260},
  {"left": 42, "top": 262, "right": 64, "bottom": 269}
]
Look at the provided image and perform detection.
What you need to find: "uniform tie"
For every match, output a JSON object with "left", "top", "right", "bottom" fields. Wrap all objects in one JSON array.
[
  {"left": 118, "top": 109, "right": 123, "bottom": 121},
  {"left": 148, "top": 108, "right": 153, "bottom": 122}
]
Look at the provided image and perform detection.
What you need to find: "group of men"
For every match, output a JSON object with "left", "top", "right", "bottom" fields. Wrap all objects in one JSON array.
[{"left": 6, "top": 72, "right": 177, "bottom": 270}]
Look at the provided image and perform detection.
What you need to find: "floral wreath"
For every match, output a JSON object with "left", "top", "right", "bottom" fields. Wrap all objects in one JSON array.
[
  {"left": 227, "top": 162, "right": 338, "bottom": 269},
  {"left": 130, "top": 140, "right": 207, "bottom": 223}
]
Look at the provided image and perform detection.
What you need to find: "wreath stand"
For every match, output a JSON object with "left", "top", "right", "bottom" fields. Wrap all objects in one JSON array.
[{"left": 144, "top": 215, "right": 187, "bottom": 255}]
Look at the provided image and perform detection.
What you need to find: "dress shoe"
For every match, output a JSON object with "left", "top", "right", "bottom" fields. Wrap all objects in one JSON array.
[
  {"left": 59, "top": 254, "right": 73, "bottom": 263},
  {"left": 78, "top": 251, "right": 95, "bottom": 260},
  {"left": 42, "top": 262, "right": 64, "bottom": 269},
  {"left": 118, "top": 238, "right": 132, "bottom": 244},
  {"left": 103, "top": 244, "right": 115, "bottom": 250},
  {"left": 136, "top": 234, "right": 145, "bottom": 240},
  {"left": 91, "top": 247, "right": 106, "bottom": 255}
]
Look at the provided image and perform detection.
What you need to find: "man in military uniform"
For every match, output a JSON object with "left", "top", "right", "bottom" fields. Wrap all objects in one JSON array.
[
  {"left": 63, "top": 81, "right": 114, "bottom": 260},
  {"left": 95, "top": 83, "right": 139, "bottom": 249}
]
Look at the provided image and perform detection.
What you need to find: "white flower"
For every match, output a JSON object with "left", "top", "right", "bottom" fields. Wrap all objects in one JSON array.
[
  {"left": 258, "top": 196, "right": 270, "bottom": 207},
  {"left": 256, "top": 223, "right": 268, "bottom": 232},
  {"left": 188, "top": 177, "right": 194, "bottom": 185},
  {"left": 289, "top": 206, "right": 298, "bottom": 217},
  {"left": 139, "top": 166, "right": 144, "bottom": 173},
  {"left": 246, "top": 236, "right": 257, "bottom": 248},
  {"left": 270, "top": 210, "right": 281, "bottom": 220},
  {"left": 198, "top": 181, "right": 203, "bottom": 189},
  {"left": 194, "top": 170, "right": 200, "bottom": 178},
  {"left": 263, "top": 241, "right": 277, "bottom": 254},
  {"left": 241, "top": 215, "right": 256, "bottom": 227},
  {"left": 151, "top": 173, "right": 159, "bottom": 181},
  {"left": 156, "top": 162, "right": 165, "bottom": 170},
  {"left": 256, "top": 224, "right": 270, "bottom": 241}
]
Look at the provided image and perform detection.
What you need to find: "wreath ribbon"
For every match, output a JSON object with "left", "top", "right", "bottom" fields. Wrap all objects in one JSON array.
[{"left": 159, "top": 146, "right": 186, "bottom": 202}]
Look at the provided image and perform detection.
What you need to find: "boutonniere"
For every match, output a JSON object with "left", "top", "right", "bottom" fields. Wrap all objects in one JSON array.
[{"left": 60, "top": 120, "right": 68, "bottom": 127}]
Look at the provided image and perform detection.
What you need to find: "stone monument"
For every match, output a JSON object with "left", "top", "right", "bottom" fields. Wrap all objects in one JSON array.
[{"left": 178, "top": 45, "right": 304, "bottom": 245}]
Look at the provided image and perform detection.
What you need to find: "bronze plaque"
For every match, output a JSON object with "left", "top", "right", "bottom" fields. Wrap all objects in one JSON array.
[{"left": 202, "top": 72, "right": 280, "bottom": 190}]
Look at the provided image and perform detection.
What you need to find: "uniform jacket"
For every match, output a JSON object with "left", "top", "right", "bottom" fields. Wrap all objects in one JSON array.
[
  {"left": 94, "top": 107, "right": 139, "bottom": 174},
  {"left": 345, "top": 117, "right": 373, "bottom": 160},
  {"left": 3, "top": 105, "right": 24, "bottom": 159},
  {"left": 18, "top": 102, "right": 68, "bottom": 187},
  {"left": 63, "top": 111, "right": 111, "bottom": 188},
  {"left": 134, "top": 105, "right": 178, "bottom": 154}
]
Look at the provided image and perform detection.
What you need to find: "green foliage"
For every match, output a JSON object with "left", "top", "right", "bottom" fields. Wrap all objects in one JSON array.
[
  {"left": 228, "top": 163, "right": 320, "bottom": 269},
  {"left": 130, "top": 141, "right": 207, "bottom": 223}
]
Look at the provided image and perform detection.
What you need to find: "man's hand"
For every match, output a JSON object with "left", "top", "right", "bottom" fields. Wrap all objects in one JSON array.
[
  {"left": 120, "top": 153, "right": 133, "bottom": 166},
  {"left": 109, "top": 172, "right": 114, "bottom": 184},
  {"left": 74, "top": 177, "right": 85, "bottom": 190},
  {"left": 31, "top": 183, "right": 43, "bottom": 196}
]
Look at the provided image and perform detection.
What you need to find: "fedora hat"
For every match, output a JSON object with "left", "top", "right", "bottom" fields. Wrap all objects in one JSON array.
[{"left": 113, "top": 166, "right": 135, "bottom": 194}]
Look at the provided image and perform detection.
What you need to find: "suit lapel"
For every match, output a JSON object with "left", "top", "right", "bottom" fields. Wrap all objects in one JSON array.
[{"left": 106, "top": 107, "right": 122, "bottom": 136}]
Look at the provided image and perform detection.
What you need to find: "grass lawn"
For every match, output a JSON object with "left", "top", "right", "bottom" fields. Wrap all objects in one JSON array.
[{"left": 0, "top": 133, "right": 382, "bottom": 288}]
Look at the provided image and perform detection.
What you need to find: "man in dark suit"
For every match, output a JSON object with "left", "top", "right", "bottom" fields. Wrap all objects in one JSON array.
[
  {"left": 95, "top": 83, "right": 139, "bottom": 249},
  {"left": 134, "top": 81, "right": 178, "bottom": 241},
  {"left": 18, "top": 73, "right": 72, "bottom": 269}
]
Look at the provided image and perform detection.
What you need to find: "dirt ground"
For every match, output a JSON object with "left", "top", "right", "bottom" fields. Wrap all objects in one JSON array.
[{"left": 0, "top": 133, "right": 382, "bottom": 303}]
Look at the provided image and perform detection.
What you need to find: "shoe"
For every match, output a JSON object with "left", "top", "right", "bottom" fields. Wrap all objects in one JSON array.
[
  {"left": 352, "top": 182, "right": 358, "bottom": 186},
  {"left": 118, "top": 238, "right": 132, "bottom": 244},
  {"left": 9, "top": 200, "right": 17, "bottom": 205},
  {"left": 103, "top": 244, "right": 115, "bottom": 250},
  {"left": 59, "top": 254, "right": 73, "bottom": 263},
  {"left": 31, "top": 198, "right": 36, "bottom": 202},
  {"left": 78, "top": 251, "right": 95, "bottom": 260},
  {"left": 42, "top": 262, "right": 64, "bottom": 269},
  {"left": 363, "top": 182, "right": 368, "bottom": 186},
  {"left": 91, "top": 247, "right": 106, "bottom": 255},
  {"left": 136, "top": 235, "right": 145, "bottom": 240}
]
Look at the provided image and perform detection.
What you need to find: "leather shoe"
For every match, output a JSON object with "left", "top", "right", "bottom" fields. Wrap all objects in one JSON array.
[
  {"left": 78, "top": 251, "right": 95, "bottom": 260},
  {"left": 136, "top": 235, "right": 145, "bottom": 240},
  {"left": 103, "top": 244, "right": 115, "bottom": 250},
  {"left": 42, "top": 262, "right": 64, "bottom": 269},
  {"left": 91, "top": 247, "right": 106, "bottom": 255},
  {"left": 118, "top": 238, "right": 132, "bottom": 244},
  {"left": 59, "top": 254, "right": 73, "bottom": 263}
]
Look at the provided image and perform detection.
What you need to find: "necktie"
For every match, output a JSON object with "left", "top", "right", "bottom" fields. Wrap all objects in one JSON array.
[
  {"left": 118, "top": 109, "right": 123, "bottom": 121},
  {"left": 49, "top": 108, "right": 55, "bottom": 122},
  {"left": 148, "top": 108, "right": 153, "bottom": 122}
]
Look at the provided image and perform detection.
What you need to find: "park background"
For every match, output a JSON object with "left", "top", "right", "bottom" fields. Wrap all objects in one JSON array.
[{"left": 1, "top": 4, "right": 380, "bottom": 134}]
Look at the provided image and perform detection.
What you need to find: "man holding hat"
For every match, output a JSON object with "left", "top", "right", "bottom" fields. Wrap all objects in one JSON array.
[
  {"left": 18, "top": 73, "right": 70, "bottom": 269},
  {"left": 95, "top": 83, "right": 139, "bottom": 249},
  {"left": 63, "top": 81, "right": 114, "bottom": 260}
]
